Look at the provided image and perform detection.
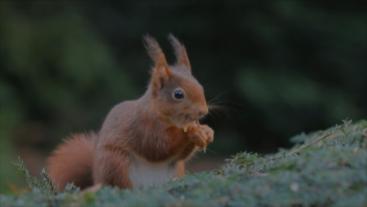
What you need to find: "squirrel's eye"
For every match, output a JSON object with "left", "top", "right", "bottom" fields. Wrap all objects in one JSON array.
[{"left": 173, "top": 88, "right": 185, "bottom": 100}]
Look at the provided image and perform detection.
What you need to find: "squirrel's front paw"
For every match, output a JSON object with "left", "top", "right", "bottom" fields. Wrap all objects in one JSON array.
[{"left": 186, "top": 124, "right": 214, "bottom": 149}]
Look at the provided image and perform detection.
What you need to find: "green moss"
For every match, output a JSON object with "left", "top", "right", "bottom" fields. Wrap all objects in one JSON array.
[{"left": 1, "top": 120, "right": 367, "bottom": 207}]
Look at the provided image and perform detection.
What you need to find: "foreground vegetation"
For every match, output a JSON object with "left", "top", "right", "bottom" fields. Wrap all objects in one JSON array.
[{"left": 1, "top": 120, "right": 367, "bottom": 207}]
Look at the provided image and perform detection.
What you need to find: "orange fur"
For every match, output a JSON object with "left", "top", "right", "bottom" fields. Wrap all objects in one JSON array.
[
  {"left": 176, "top": 161, "right": 186, "bottom": 177},
  {"left": 46, "top": 35, "right": 214, "bottom": 190},
  {"left": 47, "top": 133, "right": 96, "bottom": 191},
  {"left": 168, "top": 34, "right": 191, "bottom": 70}
]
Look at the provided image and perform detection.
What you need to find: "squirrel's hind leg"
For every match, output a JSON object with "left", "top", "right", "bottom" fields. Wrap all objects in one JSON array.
[
  {"left": 176, "top": 161, "right": 186, "bottom": 177},
  {"left": 93, "top": 149, "right": 132, "bottom": 189}
]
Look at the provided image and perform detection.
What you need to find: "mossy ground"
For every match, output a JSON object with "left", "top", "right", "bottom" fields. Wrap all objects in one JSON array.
[{"left": 1, "top": 120, "right": 367, "bottom": 207}]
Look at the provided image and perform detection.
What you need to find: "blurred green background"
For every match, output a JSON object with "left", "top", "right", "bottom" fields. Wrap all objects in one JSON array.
[{"left": 0, "top": 1, "right": 366, "bottom": 193}]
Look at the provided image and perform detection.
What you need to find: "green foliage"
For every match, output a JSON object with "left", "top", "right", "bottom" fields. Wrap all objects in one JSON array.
[
  {"left": 1, "top": 121, "right": 367, "bottom": 206},
  {"left": 14, "top": 157, "right": 56, "bottom": 195}
]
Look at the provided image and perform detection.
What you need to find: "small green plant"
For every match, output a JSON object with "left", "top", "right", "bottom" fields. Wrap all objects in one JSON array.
[{"left": 14, "top": 157, "right": 56, "bottom": 195}]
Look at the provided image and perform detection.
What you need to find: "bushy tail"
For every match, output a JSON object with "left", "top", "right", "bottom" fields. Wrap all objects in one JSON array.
[{"left": 47, "top": 133, "right": 97, "bottom": 191}]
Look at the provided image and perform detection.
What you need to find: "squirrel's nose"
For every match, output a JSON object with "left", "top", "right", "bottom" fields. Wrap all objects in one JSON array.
[{"left": 197, "top": 106, "right": 209, "bottom": 118}]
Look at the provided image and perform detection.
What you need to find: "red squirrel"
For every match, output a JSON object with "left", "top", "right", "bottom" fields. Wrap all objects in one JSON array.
[{"left": 47, "top": 35, "right": 214, "bottom": 191}]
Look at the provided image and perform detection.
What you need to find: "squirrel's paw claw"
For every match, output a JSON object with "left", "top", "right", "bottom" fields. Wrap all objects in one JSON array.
[{"left": 187, "top": 124, "right": 214, "bottom": 149}]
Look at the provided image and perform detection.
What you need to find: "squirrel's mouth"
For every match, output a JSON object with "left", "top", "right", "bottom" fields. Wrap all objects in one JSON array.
[{"left": 172, "top": 114, "right": 199, "bottom": 130}]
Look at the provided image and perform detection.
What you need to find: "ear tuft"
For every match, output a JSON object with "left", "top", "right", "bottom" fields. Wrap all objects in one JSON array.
[
  {"left": 144, "top": 35, "right": 173, "bottom": 96},
  {"left": 168, "top": 34, "right": 191, "bottom": 72},
  {"left": 143, "top": 34, "right": 168, "bottom": 68}
]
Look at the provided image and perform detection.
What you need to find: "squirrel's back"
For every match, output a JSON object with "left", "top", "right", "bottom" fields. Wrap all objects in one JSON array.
[{"left": 47, "top": 133, "right": 97, "bottom": 191}]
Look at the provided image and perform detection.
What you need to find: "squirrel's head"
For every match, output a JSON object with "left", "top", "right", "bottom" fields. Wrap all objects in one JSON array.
[{"left": 144, "top": 34, "right": 208, "bottom": 128}]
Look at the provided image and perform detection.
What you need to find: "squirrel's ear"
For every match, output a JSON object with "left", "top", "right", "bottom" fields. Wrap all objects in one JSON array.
[
  {"left": 144, "top": 35, "right": 169, "bottom": 69},
  {"left": 150, "top": 65, "right": 172, "bottom": 95},
  {"left": 144, "top": 35, "right": 172, "bottom": 95},
  {"left": 168, "top": 34, "right": 191, "bottom": 73}
]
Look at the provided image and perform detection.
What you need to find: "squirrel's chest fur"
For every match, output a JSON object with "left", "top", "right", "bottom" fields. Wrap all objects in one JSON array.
[{"left": 128, "top": 152, "right": 177, "bottom": 188}]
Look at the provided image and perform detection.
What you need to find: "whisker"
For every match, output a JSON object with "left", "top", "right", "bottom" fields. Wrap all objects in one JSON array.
[
  {"left": 203, "top": 92, "right": 248, "bottom": 124},
  {"left": 208, "top": 92, "right": 227, "bottom": 105}
]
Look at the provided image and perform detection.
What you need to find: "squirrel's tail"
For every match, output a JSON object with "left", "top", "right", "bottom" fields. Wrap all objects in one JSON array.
[{"left": 47, "top": 133, "right": 97, "bottom": 191}]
